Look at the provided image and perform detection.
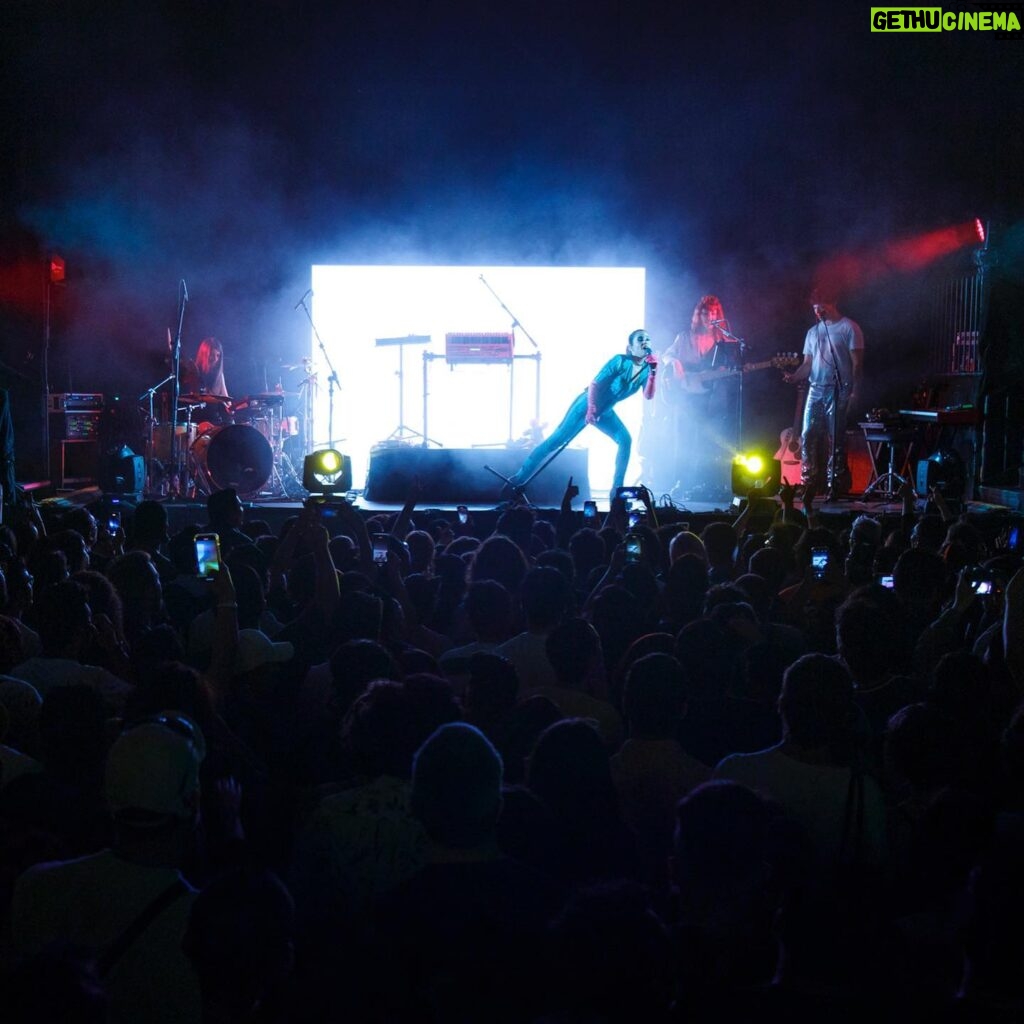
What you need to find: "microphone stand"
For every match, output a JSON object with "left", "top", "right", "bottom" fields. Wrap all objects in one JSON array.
[
  {"left": 295, "top": 293, "right": 341, "bottom": 450},
  {"left": 478, "top": 275, "right": 542, "bottom": 444},
  {"left": 139, "top": 374, "right": 175, "bottom": 495},
  {"left": 171, "top": 280, "right": 188, "bottom": 495},
  {"left": 713, "top": 322, "right": 747, "bottom": 455}
]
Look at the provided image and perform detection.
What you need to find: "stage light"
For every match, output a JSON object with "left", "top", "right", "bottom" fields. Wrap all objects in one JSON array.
[
  {"left": 916, "top": 448, "right": 966, "bottom": 501},
  {"left": 741, "top": 453, "right": 765, "bottom": 475},
  {"left": 974, "top": 218, "right": 986, "bottom": 244},
  {"left": 49, "top": 255, "right": 65, "bottom": 285},
  {"left": 303, "top": 448, "right": 352, "bottom": 495},
  {"left": 731, "top": 451, "right": 781, "bottom": 497}
]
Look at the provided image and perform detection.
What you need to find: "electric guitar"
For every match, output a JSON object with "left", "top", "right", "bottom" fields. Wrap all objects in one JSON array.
[
  {"left": 660, "top": 353, "right": 801, "bottom": 406},
  {"left": 774, "top": 382, "right": 808, "bottom": 486}
]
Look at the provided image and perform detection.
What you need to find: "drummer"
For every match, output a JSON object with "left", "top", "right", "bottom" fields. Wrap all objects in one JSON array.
[
  {"left": 183, "top": 336, "right": 232, "bottom": 430},
  {"left": 195, "top": 337, "right": 229, "bottom": 397}
]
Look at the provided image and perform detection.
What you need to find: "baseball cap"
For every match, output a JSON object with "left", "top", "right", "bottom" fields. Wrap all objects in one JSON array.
[
  {"left": 105, "top": 713, "right": 206, "bottom": 822},
  {"left": 234, "top": 628, "right": 294, "bottom": 676}
]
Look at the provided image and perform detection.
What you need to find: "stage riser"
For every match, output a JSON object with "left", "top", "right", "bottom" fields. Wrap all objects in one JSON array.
[{"left": 364, "top": 446, "right": 590, "bottom": 505}]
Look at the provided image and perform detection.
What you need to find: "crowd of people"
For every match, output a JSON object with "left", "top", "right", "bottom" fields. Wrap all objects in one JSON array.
[{"left": 0, "top": 478, "right": 1022, "bottom": 1022}]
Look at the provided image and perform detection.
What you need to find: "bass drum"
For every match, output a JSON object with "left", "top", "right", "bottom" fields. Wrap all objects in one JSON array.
[{"left": 190, "top": 424, "right": 273, "bottom": 496}]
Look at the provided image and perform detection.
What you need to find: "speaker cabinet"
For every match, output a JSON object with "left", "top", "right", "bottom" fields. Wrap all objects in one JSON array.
[
  {"left": 364, "top": 446, "right": 590, "bottom": 505},
  {"left": 51, "top": 440, "right": 99, "bottom": 488}
]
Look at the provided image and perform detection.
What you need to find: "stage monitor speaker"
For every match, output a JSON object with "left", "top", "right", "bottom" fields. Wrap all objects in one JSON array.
[
  {"left": 99, "top": 450, "right": 145, "bottom": 495},
  {"left": 364, "top": 446, "right": 590, "bottom": 505}
]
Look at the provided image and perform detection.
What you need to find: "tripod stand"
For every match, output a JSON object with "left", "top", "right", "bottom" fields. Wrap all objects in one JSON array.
[
  {"left": 484, "top": 434, "right": 572, "bottom": 508},
  {"left": 377, "top": 334, "right": 437, "bottom": 445}
]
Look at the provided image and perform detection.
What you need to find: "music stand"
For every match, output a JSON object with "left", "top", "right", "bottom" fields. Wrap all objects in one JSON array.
[{"left": 376, "top": 334, "right": 437, "bottom": 445}]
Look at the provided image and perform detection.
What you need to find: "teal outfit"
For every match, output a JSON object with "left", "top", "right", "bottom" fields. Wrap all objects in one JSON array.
[{"left": 509, "top": 354, "right": 652, "bottom": 493}]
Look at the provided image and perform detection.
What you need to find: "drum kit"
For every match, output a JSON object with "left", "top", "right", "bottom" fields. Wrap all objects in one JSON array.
[{"left": 144, "top": 388, "right": 307, "bottom": 500}]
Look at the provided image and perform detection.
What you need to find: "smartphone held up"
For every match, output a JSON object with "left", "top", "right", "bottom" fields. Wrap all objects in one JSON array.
[
  {"left": 811, "top": 546, "right": 830, "bottom": 580},
  {"left": 195, "top": 533, "right": 222, "bottom": 579}
]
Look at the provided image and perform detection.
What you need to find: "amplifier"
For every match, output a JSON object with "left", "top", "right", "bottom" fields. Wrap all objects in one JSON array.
[
  {"left": 49, "top": 405, "right": 101, "bottom": 441},
  {"left": 50, "top": 439, "right": 100, "bottom": 488},
  {"left": 48, "top": 392, "right": 104, "bottom": 412},
  {"left": 62, "top": 411, "right": 101, "bottom": 439},
  {"left": 445, "top": 332, "right": 514, "bottom": 364}
]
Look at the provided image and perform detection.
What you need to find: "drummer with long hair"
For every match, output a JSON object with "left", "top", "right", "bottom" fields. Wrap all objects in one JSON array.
[
  {"left": 194, "top": 337, "right": 229, "bottom": 398},
  {"left": 184, "top": 337, "right": 232, "bottom": 430}
]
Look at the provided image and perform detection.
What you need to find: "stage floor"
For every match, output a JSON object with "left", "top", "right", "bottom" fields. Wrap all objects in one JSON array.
[
  {"left": 27, "top": 479, "right": 1021, "bottom": 538},
  {"left": 114, "top": 491, "right": 1021, "bottom": 540}
]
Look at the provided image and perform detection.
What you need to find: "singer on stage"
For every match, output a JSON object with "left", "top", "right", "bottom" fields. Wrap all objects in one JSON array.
[
  {"left": 783, "top": 290, "right": 864, "bottom": 499},
  {"left": 505, "top": 329, "right": 658, "bottom": 496}
]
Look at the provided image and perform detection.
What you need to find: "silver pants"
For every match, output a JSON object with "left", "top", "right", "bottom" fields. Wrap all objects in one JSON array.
[{"left": 801, "top": 382, "right": 852, "bottom": 491}]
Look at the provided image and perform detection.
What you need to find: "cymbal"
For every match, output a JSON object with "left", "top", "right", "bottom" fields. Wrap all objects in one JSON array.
[{"left": 179, "top": 392, "right": 233, "bottom": 404}]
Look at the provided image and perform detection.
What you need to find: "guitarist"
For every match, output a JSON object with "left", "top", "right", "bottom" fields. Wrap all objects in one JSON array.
[
  {"left": 651, "top": 295, "right": 740, "bottom": 498},
  {"left": 782, "top": 290, "right": 864, "bottom": 501}
]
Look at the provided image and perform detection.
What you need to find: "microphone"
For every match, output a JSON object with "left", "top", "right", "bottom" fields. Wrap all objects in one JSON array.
[
  {"left": 294, "top": 288, "right": 312, "bottom": 310},
  {"left": 710, "top": 319, "right": 727, "bottom": 326}
]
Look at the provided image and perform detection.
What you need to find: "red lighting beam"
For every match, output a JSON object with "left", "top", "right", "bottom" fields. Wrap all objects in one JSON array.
[{"left": 813, "top": 220, "right": 984, "bottom": 296}]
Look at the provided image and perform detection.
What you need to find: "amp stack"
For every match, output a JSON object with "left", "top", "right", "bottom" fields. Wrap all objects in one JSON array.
[{"left": 48, "top": 392, "right": 103, "bottom": 488}]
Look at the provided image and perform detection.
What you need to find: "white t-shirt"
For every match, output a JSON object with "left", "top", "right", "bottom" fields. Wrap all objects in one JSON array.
[
  {"left": 12, "top": 850, "right": 201, "bottom": 1024},
  {"left": 714, "top": 744, "right": 886, "bottom": 866},
  {"left": 495, "top": 631, "right": 559, "bottom": 694},
  {"left": 803, "top": 316, "right": 864, "bottom": 390},
  {"left": 11, "top": 657, "right": 133, "bottom": 712}
]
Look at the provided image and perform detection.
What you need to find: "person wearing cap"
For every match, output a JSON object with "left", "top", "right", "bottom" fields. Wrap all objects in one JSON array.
[
  {"left": 233, "top": 627, "right": 294, "bottom": 677},
  {"left": 10, "top": 716, "right": 205, "bottom": 1024}
]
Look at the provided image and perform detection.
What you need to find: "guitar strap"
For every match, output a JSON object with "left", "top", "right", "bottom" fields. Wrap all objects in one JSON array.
[{"left": 96, "top": 878, "right": 188, "bottom": 978}]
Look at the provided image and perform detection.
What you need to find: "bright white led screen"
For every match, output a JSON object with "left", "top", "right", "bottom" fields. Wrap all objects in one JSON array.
[{"left": 309, "top": 265, "right": 646, "bottom": 496}]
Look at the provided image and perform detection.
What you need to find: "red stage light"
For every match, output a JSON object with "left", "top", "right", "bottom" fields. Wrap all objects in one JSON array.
[
  {"left": 49, "top": 256, "right": 66, "bottom": 284},
  {"left": 813, "top": 221, "right": 984, "bottom": 295}
]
